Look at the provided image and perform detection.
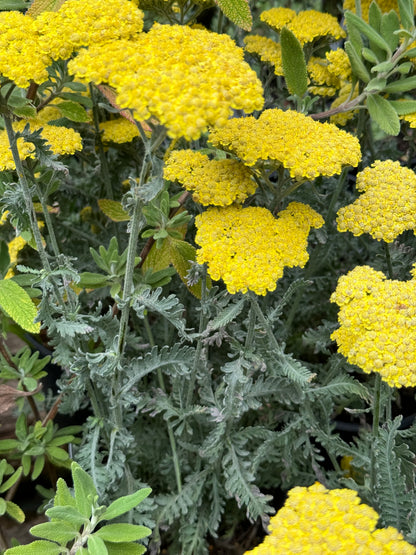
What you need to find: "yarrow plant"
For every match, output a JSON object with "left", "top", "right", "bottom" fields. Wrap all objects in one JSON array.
[{"left": 0, "top": 0, "right": 416, "bottom": 553}]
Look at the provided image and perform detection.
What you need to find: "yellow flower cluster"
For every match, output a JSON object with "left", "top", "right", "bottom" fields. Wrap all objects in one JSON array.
[
  {"left": 0, "top": 135, "right": 36, "bottom": 172},
  {"left": 261, "top": 8, "right": 345, "bottom": 45},
  {"left": 245, "top": 482, "right": 415, "bottom": 554},
  {"left": 244, "top": 36, "right": 283, "bottom": 76},
  {"left": 337, "top": 160, "right": 416, "bottom": 242},
  {"left": 208, "top": 109, "right": 361, "bottom": 180},
  {"left": 99, "top": 118, "right": 140, "bottom": 144},
  {"left": 331, "top": 265, "right": 416, "bottom": 388},
  {"left": 164, "top": 150, "right": 256, "bottom": 206},
  {"left": 68, "top": 23, "right": 264, "bottom": 141},
  {"left": 308, "top": 49, "right": 352, "bottom": 97},
  {"left": 0, "top": 11, "right": 51, "bottom": 87},
  {"left": 35, "top": 0, "right": 144, "bottom": 61},
  {"left": 195, "top": 202, "right": 324, "bottom": 295},
  {"left": 402, "top": 112, "right": 416, "bottom": 128},
  {"left": 4, "top": 236, "right": 27, "bottom": 279},
  {"left": 14, "top": 120, "right": 83, "bottom": 157},
  {"left": 343, "top": 0, "right": 414, "bottom": 21}
]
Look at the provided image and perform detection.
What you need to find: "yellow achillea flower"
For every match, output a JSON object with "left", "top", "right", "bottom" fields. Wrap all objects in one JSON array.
[
  {"left": 4, "top": 236, "right": 27, "bottom": 279},
  {"left": 164, "top": 150, "right": 256, "bottom": 206},
  {"left": 0, "top": 11, "right": 51, "bottom": 87},
  {"left": 35, "top": 0, "right": 144, "bottom": 61},
  {"left": 308, "top": 49, "right": 352, "bottom": 97},
  {"left": 68, "top": 24, "right": 264, "bottom": 141},
  {"left": 208, "top": 109, "right": 361, "bottom": 180},
  {"left": 261, "top": 8, "right": 345, "bottom": 45},
  {"left": 331, "top": 265, "right": 416, "bottom": 388},
  {"left": 0, "top": 135, "right": 36, "bottom": 172},
  {"left": 337, "top": 160, "right": 416, "bottom": 242},
  {"left": 245, "top": 482, "right": 415, "bottom": 554},
  {"left": 195, "top": 202, "right": 323, "bottom": 295},
  {"left": 402, "top": 111, "right": 416, "bottom": 128},
  {"left": 99, "top": 119, "right": 140, "bottom": 144},
  {"left": 244, "top": 36, "right": 283, "bottom": 76},
  {"left": 14, "top": 120, "right": 83, "bottom": 157},
  {"left": 343, "top": 0, "right": 415, "bottom": 21}
]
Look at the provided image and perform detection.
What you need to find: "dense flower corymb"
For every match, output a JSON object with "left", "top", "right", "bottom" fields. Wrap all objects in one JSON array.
[
  {"left": 331, "top": 265, "right": 416, "bottom": 388},
  {"left": 245, "top": 482, "right": 415, "bottom": 554},
  {"left": 99, "top": 118, "right": 140, "bottom": 144},
  {"left": 343, "top": 0, "right": 413, "bottom": 21},
  {"left": 0, "top": 11, "right": 51, "bottom": 87},
  {"left": 35, "top": 0, "right": 144, "bottom": 61},
  {"left": 337, "top": 160, "right": 416, "bottom": 242},
  {"left": 164, "top": 150, "right": 256, "bottom": 206},
  {"left": 261, "top": 8, "right": 345, "bottom": 45},
  {"left": 208, "top": 109, "right": 361, "bottom": 180},
  {"left": 244, "top": 36, "right": 283, "bottom": 76},
  {"left": 68, "top": 23, "right": 264, "bottom": 141},
  {"left": 195, "top": 202, "right": 324, "bottom": 295}
]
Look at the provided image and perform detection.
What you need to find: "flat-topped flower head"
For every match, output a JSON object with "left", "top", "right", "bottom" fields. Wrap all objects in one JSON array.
[
  {"left": 308, "top": 49, "right": 352, "bottom": 97},
  {"left": 68, "top": 24, "right": 264, "bottom": 141},
  {"left": 331, "top": 265, "right": 416, "bottom": 388},
  {"left": 208, "top": 109, "right": 361, "bottom": 180},
  {"left": 35, "top": 0, "right": 144, "bottom": 60},
  {"left": 164, "top": 150, "right": 256, "bottom": 206},
  {"left": 195, "top": 202, "right": 323, "bottom": 295},
  {"left": 0, "top": 11, "right": 51, "bottom": 87},
  {"left": 245, "top": 482, "right": 415, "bottom": 554},
  {"left": 99, "top": 119, "right": 140, "bottom": 144},
  {"left": 337, "top": 160, "right": 416, "bottom": 242},
  {"left": 261, "top": 8, "right": 345, "bottom": 45},
  {"left": 244, "top": 36, "right": 283, "bottom": 76}
]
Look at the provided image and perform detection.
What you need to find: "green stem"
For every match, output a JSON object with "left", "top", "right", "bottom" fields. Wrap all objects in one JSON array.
[
  {"left": 249, "top": 292, "right": 279, "bottom": 350},
  {"left": 186, "top": 269, "right": 208, "bottom": 407},
  {"left": 384, "top": 242, "right": 394, "bottom": 279},
  {"left": 244, "top": 300, "right": 257, "bottom": 350},
  {"left": 143, "top": 314, "right": 182, "bottom": 493},
  {"left": 370, "top": 373, "right": 382, "bottom": 491}
]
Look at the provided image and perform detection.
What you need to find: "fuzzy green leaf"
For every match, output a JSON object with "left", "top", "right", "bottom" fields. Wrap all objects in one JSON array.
[
  {"left": 383, "top": 75, "right": 416, "bottom": 93},
  {"left": 31, "top": 454, "right": 45, "bottom": 480},
  {"left": 345, "top": 41, "right": 371, "bottom": 82},
  {"left": 72, "top": 462, "right": 98, "bottom": 518},
  {"left": 380, "top": 10, "right": 400, "bottom": 51},
  {"left": 0, "top": 466, "right": 22, "bottom": 493},
  {"left": 55, "top": 101, "right": 89, "bottom": 123},
  {"left": 366, "top": 94, "right": 401, "bottom": 135},
  {"left": 5, "top": 500, "right": 25, "bottom": 523},
  {"left": 95, "top": 524, "right": 151, "bottom": 542},
  {"left": 0, "top": 279, "right": 40, "bottom": 333},
  {"left": 53, "top": 477, "right": 77, "bottom": 508},
  {"left": 101, "top": 488, "right": 151, "bottom": 521},
  {"left": 280, "top": 26, "right": 308, "bottom": 97},
  {"left": 368, "top": 1, "right": 382, "bottom": 31},
  {"left": 4, "top": 540, "right": 65, "bottom": 554},
  {"left": 106, "top": 543, "right": 146, "bottom": 555},
  {"left": 389, "top": 99, "right": 416, "bottom": 114},
  {"left": 345, "top": 11, "right": 392, "bottom": 56},
  {"left": 30, "top": 521, "right": 79, "bottom": 545},
  {"left": 98, "top": 200, "right": 130, "bottom": 222},
  {"left": 46, "top": 506, "right": 87, "bottom": 527},
  {"left": 397, "top": 0, "right": 415, "bottom": 30},
  {"left": 365, "top": 77, "right": 387, "bottom": 91},
  {"left": 0, "top": 439, "right": 19, "bottom": 452},
  {"left": 168, "top": 238, "right": 210, "bottom": 299},
  {"left": 215, "top": 0, "right": 252, "bottom": 31},
  {"left": 27, "top": 0, "right": 65, "bottom": 16},
  {"left": 88, "top": 534, "right": 108, "bottom": 555},
  {"left": 12, "top": 105, "right": 37, "bottom": 119}
]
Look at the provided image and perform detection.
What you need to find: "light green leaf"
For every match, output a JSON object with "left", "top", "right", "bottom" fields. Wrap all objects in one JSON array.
[
  {"left": 72, "top": 462, "right": 97, "bottom": 519},
  {"left": 380, "top": 10, "right": 400, "bottom": 51},
  {"left": 88, "top": 534, "right": 108, "bottom": 555},
  {"left": 12, "top": 105, "right": 37, "bottom": 119},
  {"left": 368, "top": 1, "right": 382, "bottom": 31},
  {"left": 365, "top": 77, "right": 387, "bottom": 91},
  {"left": 101, "top": 488, "right": 151, "bottom": 521},
  {"left": 46, "top": 446, "right": 71, "bottom": 462},
  {"left": 397, "top": 0, "right": 415, "bottom": 30},
  {"left": 0, "top": 439, "right": 19, "bottom": 452},
  {"left": 0, "top": 0, "right": 28, "bottom": 9},
  {"left": 383, "top": 75, "right": 416, "bottom": 93},
  {"left": 0, "top": 466, "right": 22, "bottom": 493},
  {"left": 371, "top": 61, "right": 394, "bottom": 73},
  {"left": 95, "top": 524, "right": 151, "bottom": 543},
  {"left": 389, "top": 99, "right": 416, "bottom": 115},
  {"left": 280, "top": 26, "right": 308, "bottom": 97},
  {"left": 53, "top": 477, "right": 77, "bottom": 508},
  {"left": 0, "top": 279, "right": 40, "bottom": 333},
  {"left": 0, "top": 497, "right": 6, "bottom": 515},
  {"left": 5, "top": 500, "right": 25, "bottom": 523},
  {"left": 366, "top": 94, "right": 401, "bottom": 135},
  {"left": 106, "top": 543, "right": 146, "bottom": 555},
  {"left": 30, "top": 521, "right": 78, "bottom": 545},
  {"left": 31, "top": 454, "right": 45, "bottom": 480},
  {"left": 46, "top": 506, "right": 87, "bottom": 527},
  {"left": 98, "top": 199, "right": 130, "bottom": 222},
  {"left": 345, "top": 41, "right": 371, "bottom": 82},
  {"left": 55, "top": 101, "right": 89, "bottom": 123},
  {"left": 168, "top": 239, "right": 210, "bottom": 299},
  {"left": 27, "top": 0, "right": 65, "bottom": 16},
  {"left": 361, "top": 47, "right": 379, "bottom": 64},
  {"left": 215, "top": 0, "right": 252, "bottom": 31},
  {"left": 345, "top": 11, "right": 392, "bottom": 56},
  {"left": 4, "top": 540, "right": 65, "bottom": 554}
]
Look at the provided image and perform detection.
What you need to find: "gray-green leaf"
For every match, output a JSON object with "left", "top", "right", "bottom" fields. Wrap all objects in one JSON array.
[
  {"left": 280, "top": 26, "right": 308, "bottom": 97},
  {"left": 101, "top": 488, "right": 151, "bottom": 521},
  {"left": 366, "top": 94, "right": 401, "bottom": 135}
]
